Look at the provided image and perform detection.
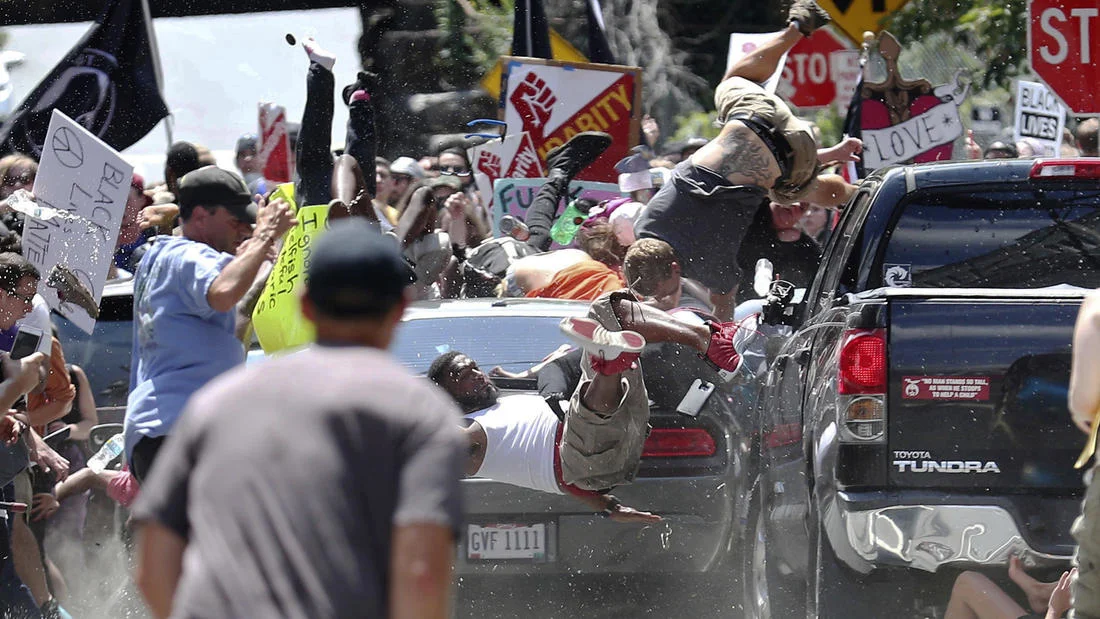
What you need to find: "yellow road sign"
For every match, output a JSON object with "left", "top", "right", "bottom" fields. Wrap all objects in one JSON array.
[{"left": 819, "top": 0, "right": 911, "bottom": 44}]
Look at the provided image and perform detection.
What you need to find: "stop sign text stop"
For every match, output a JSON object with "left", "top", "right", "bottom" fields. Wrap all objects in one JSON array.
[{"left": 1029, "top": 0, "right": 1100, "bottom": 115}]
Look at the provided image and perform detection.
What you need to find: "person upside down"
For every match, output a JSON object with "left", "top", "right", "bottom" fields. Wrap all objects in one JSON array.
[{"left": 428, "top": 291, "right": 744, "bottom": 523}]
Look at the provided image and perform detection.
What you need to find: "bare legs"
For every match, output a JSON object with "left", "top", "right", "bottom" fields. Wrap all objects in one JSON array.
[
  {"left": 943, "top": 571, "right": 1029, "bottom": 619},
  {"left": 610, "top": 296, "right": 710, "bottom": 352}
]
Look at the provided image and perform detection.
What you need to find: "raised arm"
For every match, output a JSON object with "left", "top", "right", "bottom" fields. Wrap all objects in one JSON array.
[{"left": 207, "top": 196, "right": 295, "bottom": 313}]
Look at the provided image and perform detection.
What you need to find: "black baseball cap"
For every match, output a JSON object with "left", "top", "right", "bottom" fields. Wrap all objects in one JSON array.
[
  {"left": 306, "top": 219, "right": 416, "bottom": 318},
  {"left": 177, "top": 166, "right": 256, "bottom": 224},
  {"left": 236, "top": 133, "right": 259, "bottom": 153}
]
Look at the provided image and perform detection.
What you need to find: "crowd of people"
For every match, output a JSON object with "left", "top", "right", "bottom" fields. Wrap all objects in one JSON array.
[{"left": 0, "top": 0, "right": 1096, "bottom": 616}]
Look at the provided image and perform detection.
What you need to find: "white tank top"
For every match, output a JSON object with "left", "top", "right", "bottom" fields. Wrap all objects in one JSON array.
[{"left": 465, "top": 394, "right": 563, "bottom": 495}]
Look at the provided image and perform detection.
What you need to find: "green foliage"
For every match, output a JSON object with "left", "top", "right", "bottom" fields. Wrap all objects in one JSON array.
[
  {"left": 887, "top": 0, "right": 1027, "bottom": 90},
  {"left": 671, "top": 111, "right": 720, "bottom": 141},
  {"left": 435, "top": 0, "right": 515, "bottom": 80}
]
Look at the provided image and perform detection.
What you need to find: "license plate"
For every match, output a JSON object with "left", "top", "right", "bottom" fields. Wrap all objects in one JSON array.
[{"left": 466, "top": 523, "right": 550, "bottom": 561}]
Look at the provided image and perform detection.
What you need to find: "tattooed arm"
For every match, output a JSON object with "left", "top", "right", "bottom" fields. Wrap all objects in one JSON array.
[{"left": 690, "top": 122, "right": 781, "bottom": 188}]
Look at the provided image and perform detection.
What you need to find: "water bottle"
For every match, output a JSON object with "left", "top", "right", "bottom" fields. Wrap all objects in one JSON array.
[
  {"left": 753, "top": 258, "right": 774, "bottom": 298},
  {"left": 87, "top": 434, "right": 124, "bottom": 474},
  {"left": 549, "top": 199, "right": 588, "bottom": 245}
]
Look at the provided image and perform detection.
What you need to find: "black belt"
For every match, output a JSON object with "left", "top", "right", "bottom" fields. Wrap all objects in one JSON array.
[{"left": 728, "top": 113, "right": 794, "bottom": 181}]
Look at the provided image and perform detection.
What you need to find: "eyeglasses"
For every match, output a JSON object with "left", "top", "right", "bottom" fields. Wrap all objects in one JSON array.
[
  {"left": 3, "top": 288, "right": 35, "bottom": 305},
  {"left": 439, "top": 165, "right": 471, "bottom": 177},
  {"left": 2, "top": 173, "right": 33, "bottom": 187},
  {"left": 391, "top": 173, "right": 413, "bottom": 183}
]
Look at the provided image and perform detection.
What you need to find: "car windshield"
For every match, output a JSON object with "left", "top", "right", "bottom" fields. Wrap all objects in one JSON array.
[
  {"left": 393, "top": 315, "right": 572, "bottom": 375},
  {"left": 56, "top": 297, "right": 134, "bottom": 408},
  {"left": 878, "top": 185, "right": 1100, "bottom": 289}
]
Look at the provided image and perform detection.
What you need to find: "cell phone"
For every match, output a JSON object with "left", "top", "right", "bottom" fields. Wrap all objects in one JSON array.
[
  {"left": 10, "top": 326, "right": 42, "bottom": 360},
  {"left": 42, "top": 426, "right": 70, "bottom": 448},
  {"left": 677, "top": 379, "right": 716, "bottom": 417}
]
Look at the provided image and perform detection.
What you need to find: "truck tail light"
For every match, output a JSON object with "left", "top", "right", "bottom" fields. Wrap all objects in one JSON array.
[
  {"left": 838, "top": 329, "right": 886, "bottom": 443},
  {"left": 642, "top": 428, "right": 716, "bottom": 458},
  {"left": 1030, "top": 159, "right": 1100, "bottom": 179}
]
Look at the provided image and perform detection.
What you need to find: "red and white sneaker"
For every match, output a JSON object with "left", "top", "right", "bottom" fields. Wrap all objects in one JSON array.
[
  {"left": 560, "top": 316, "right": 645, "bottom": 375},
  {"left": 703, "top": 321, "right": 744, "bottom": 380}
]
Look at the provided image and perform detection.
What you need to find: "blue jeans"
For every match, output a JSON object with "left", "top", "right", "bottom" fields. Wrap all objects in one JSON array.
[{"left": 1, "top": 482, "right": 40, "bottom": 618}]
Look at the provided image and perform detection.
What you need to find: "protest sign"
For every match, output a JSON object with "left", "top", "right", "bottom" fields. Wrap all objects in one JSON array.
[
  {"left": 858, "top": 33, "right": 969, "bottom": 170},
  {"left": 1013, "top": 80, "right": 1064, "bottom": 157},
  {"left": 27, "top": 109, "right": 131, "bottom": 334},
  {"left": 491, "top": 177, "right": 621, "bottom": 236},
  {"left": 469, "top": 132, "right": 545, "bottom": 213},
  {"left": 259, "top": 102, "right": 292, "bottom": 183},
  {"left": 252, "top": 184, "right": 329, "bottom": 354},
  {"left": 726, "top": 32, "right": 788, "bottom": 94},
  {"left": 500, "top": 57, "right": 641, "bottom": 183}
]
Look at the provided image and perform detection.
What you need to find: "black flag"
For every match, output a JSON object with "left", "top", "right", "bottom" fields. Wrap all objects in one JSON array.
[
  {"left": 586, "top": 0, "right": 616, "bottom": 64},
  {"left": 0, "top": 0, "right": 168, "bottom": 157},
  {"left": 840, "top": 68, "right": 865, "bottom": 181},
  {"left": 512, "top": 0, "right": 552, "bottom": 59}
]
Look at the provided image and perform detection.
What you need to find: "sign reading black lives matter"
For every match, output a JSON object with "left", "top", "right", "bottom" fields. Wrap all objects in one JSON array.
[
  {"left": 1014, "top": 80, "right": 1065, "bottom": 157},
  {"left": 28, "top": 110, "right": 131, "bottom": 334}
]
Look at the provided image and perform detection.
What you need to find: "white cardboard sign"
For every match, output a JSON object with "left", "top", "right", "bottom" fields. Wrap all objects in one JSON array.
[
  {"left": 726, "top": 32, "right": 789, "bottom": 94},
  {"left": 1014, "top": 80, "right": 1064, "bottom": 157},
  {"left": 27, "top": 109, "right": 131, "bottom": 334}
]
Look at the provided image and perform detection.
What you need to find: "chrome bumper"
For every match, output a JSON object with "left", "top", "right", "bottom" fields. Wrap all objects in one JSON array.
[{"left": 840, "top": 503, "right": 1072, "bottom": 573}]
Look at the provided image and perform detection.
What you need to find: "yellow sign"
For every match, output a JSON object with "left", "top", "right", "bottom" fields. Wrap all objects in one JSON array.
[
  {"left": 251, "top": 200, "right": 329, "bottom": 354},
  {"left": 819, "top": 0, "right": 911, "bottom": 44},
  {"left": 481, "top": 30, "right": 588, "bottom": 99}
]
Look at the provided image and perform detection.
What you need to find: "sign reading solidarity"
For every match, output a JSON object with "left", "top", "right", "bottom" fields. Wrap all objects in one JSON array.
[
  {"left": 1028, "top": 0, "right": 1100, "bottom": 115},
  {"left": 1013, "top": 80, "right": 1065, "bottom": 156},
  {"left": 29, "top": 110, "right": 131, "bottom": 334},
  {"left": 781, "top": 27, "right": 856, "bottom": 109},
  {"left": 491, "top": 177, "right": 620, "bottom": 237},
  {"left": 500, "top": 57, "right": 642, "bottom": 183},
  {"left": 818, "top": 0, "right": 911, "bottom": 44}
]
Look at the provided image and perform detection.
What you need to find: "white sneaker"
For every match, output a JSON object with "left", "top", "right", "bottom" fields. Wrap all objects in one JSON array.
[{"left": 559, "top": 316, "right": 645, "bottom": 360}]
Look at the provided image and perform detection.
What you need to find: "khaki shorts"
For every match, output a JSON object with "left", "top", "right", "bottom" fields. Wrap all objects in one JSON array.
[
  {"left": 558, "top": 291, "right": 651, "bottom": 491},
  {"left": 1073, "top": 465, "right": 1100, "bottom": 619},
  {"left": 713, "top": 76, "right": 818, "bottom": 204}
]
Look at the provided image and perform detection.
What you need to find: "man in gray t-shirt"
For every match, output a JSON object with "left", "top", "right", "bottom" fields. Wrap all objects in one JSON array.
[{"left": 133, "top": 219, "right": 464, "bottom": 619}]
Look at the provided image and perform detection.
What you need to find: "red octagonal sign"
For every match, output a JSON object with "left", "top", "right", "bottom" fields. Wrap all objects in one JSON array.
[
  {"left": 1029, "top": 0, "right": 1100, "bottom": 116},
  {"left": 781, "top": 27, "right": 854, "bottom": 109}
]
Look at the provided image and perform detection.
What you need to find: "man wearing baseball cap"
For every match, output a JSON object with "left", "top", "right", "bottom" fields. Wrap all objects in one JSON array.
[
  {"left": 634, "top": 0, "right": 863, "bottom": 320},
  {"left": 134, "top": 219, "right": 463, "bottom": 619},
  {"left": 124, "top": 166, "right": 295, "bottom": 483}
]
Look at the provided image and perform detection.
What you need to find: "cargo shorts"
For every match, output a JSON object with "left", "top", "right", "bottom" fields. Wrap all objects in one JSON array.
[
  {"left": 1073, "top": 465, "right": 1100, "bottom": 619},
  {"left": 558, "top": 291, "right": 651, "bottom": 491}
]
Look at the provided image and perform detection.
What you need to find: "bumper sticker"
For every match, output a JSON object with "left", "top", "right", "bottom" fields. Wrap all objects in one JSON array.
[{"left": 902, "top": 376, "right": 991, "bottom": 401}]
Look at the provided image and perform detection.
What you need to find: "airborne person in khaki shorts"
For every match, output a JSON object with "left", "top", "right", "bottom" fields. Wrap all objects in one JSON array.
[{"left": 633, "top": 0, "right": 863, "bottom": 319}]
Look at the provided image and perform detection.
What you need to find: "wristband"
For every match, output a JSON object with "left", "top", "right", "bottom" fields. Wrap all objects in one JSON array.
[{"left": 599, "top": 496, "right": 622, "bottom": 518}]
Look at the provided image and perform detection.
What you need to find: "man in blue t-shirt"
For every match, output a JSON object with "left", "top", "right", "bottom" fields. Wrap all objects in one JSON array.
[{"left": 124, "top": 166, "right": 295, "bottom": 483}]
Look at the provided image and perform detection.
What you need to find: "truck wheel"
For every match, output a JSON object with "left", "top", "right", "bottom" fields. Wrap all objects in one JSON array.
[{"left": 743, "top": 487, "right": 807, "bottom": 619}]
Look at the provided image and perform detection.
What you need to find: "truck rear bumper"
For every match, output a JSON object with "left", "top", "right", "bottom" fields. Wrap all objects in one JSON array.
[{"left": 833, "top": 494, "right": 1074, "bottom": 573}]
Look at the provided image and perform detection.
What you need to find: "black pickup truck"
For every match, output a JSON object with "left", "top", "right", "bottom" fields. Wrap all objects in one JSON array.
[{"left": 742, "top": 158, "right": 1100, "bottom": 618}]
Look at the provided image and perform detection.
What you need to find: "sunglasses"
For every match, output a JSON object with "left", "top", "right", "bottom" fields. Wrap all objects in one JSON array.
[
  {"left": 3, "top": 288, "right": 35, "bottom": 304},
  {"left": 439, "top": 165, "right": 471, "bottom": 177}
]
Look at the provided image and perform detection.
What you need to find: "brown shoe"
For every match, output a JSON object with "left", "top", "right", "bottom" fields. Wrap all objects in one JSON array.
[
  {"left": 788, "top": 0, "right": 831, "bottom": 36},
  {"left": 47, "top": 264, "right": 99, "bottom": 319}
]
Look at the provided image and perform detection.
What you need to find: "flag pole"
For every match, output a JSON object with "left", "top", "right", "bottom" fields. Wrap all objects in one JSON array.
[{"left": 140, "top": 0, "right": 173, "bottom": 146}]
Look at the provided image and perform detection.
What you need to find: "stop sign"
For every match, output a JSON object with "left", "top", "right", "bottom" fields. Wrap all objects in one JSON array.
[
  {"left": 782, "top": 27, "right": 853, "bottom": 109},
  {"left": 1029, "top": 0, "right": 1100, "bottom": 115}
]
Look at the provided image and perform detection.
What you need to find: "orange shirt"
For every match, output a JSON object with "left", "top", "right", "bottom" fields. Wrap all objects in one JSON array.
[
  {"left": 526, "top": 260, "right": 625, "bottom": 301},
  {"left": 29, "top": 337, "right": 76, "bottom": 433}
]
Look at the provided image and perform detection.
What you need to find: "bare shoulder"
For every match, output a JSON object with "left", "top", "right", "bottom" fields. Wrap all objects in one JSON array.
[{"left": 690, "top": 121, "right": 781, "bottom": 187}]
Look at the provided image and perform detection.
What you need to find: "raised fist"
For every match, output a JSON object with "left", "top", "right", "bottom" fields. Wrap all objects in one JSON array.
[
  {"left": 510, "top": 72, "right": 557, "bottom": 138},
  {"left": 477, "top": 151, "right": 502, "bottom": 178}
]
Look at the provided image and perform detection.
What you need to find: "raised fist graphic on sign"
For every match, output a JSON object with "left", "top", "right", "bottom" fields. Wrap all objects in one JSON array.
[
  {"left": 510, "top": 72, "right": 557, "bottom": 139},
  {"left": 477, "top": 150, "right": 502, "bottom": 178}
]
